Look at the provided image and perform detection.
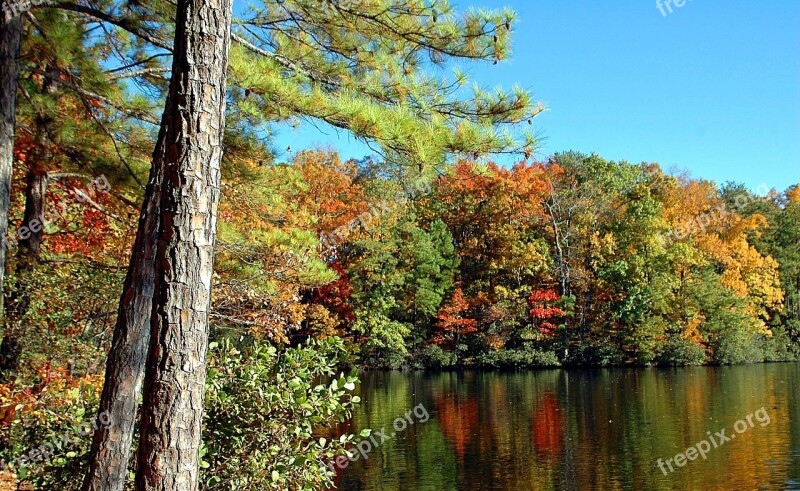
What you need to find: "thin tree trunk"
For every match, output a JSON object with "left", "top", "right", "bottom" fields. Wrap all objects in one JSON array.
[
  {"left": 0, "top": 6, "right": 23, "bottom": 319},
  {"left": 545, "top": 200, "right": 570, "bottom": 298},
  {"left": 15, "top": 165, "right": 47, "bottom": 267},
  {"left": 0, "top": 163, "right": 47, "bottom": 375},
  {"left": 134, "top": 0, "right": 232, "bottom": 489}
]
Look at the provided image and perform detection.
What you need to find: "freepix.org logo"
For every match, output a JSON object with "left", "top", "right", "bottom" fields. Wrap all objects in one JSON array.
[
  {"left": 323, "top": 403, "right": 430, "bottom": 474},
  {"left": 656, "top": 0, "right": 694, "bottom": 17},
  {"left": 656, "top": 407, "right": 771, "bottom": 475}
]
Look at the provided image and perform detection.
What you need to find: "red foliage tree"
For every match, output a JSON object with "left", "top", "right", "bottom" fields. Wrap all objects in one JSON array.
[
  {"left": 433, "top": 288, "right": 477, "bottom": 349},
  {"left": 529, "top": 289, "right": 564, "bottom": 336},
  {"left": 311, "top": 262, "right": 355, "bottom": 322}
]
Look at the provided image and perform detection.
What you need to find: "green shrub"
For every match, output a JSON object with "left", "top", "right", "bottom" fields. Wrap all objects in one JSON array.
[
  {"left": 569, "top": 341, "right": 625, "bottom": 367},
  {"left": 654, "top": 336, "right": 707, "bottom": 366},
  {"left": 416, "top": 344, "right": 457, "bottom": 369},
  {"left": 712, "top": 330, "right": 764, "bottom": 365},
  {"left": 760, "top": 324, "right": 799, "bottom": 362},
  {"left": 477, "top": 344, "right": 560, "bottom": 369},
  {"left": 202, "top": 337, "right": 361, "bottom": 490},
  {"left": 352, "top": 312, "right": 410, "bottom": 369}
]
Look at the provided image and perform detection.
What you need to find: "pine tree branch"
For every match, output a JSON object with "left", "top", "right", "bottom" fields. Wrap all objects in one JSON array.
[
  {"left": 24, "top": 67, "right": 160, "bottom": 125},
  {"left": 78, "top": 97, "right": 147, "bottom": 189},
  {"left": 39, "top": 1, "right": 173, "bottom": 52},
  {"left": 108, "top": 67, "right": 171, "bottom": 81},
  {"left": 42, "top": 257, "right": 127, "bottom": 270},
  {"left": 107, "top": 53, "right": 170, "bottom": 74},
  {"left": 231, "top": 32, "right": 341, "bottom": 88},
  {"left": 47, "top": 172, "right": 93, "bottom": 180},
  {"left": 209, "top": 312, "right": 259, "bottom": 326}
]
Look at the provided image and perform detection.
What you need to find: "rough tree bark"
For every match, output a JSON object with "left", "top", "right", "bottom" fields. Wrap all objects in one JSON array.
[
  {"left": 82, "top": 132, "right": 165, "bottom": 491},
  {"left": 0, "top": 4, "right": 23, "bottom": 319},
  {"left": 133, "top": 0, "right": 232, "bottom": 489}
]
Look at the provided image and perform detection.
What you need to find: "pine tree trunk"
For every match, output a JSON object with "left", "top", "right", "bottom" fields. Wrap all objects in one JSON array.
[
  {"left": 0, "top": 7, "right": 23, "bottom": 319},
  {"left": 134, "top": 0, "right": 232, "bottom": 489},
  {"left": 82, "top": 134, "right": 166, "bottom": 491}
]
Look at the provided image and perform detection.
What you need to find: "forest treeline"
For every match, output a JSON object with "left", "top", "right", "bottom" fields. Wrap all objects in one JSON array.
[{"left": 214, "top": 149, "right": 800, "bottom": 369}]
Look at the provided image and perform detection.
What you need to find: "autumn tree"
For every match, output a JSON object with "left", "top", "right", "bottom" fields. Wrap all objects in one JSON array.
[
  {"left": 432, "top": 161, "right": 548, "bottom": 288},
  {"left": 529, "top": 289, "right": 565, "bottom": 336},
  {"left": 433, "top": 287, "right": 477, "bottom": 359},
  {"left": 653, "top": 172, "right": 787, "bottom": 364},
  {"left": 212, "top": 152, "right": 340, "bottom": 343},
  {"left": 291, "top": 148, "right": 370, "bottom": 243},
  {"left": 718, "top": 182, "right": 800, "bottom": 355}
]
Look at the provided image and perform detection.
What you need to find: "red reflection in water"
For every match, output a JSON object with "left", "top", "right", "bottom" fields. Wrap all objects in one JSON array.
[
  {"left": 532, "top": 392, "right": 564, "bottom": 457},
  {"left": 436, "top": 395, "right": 479, "bottom": 462}
]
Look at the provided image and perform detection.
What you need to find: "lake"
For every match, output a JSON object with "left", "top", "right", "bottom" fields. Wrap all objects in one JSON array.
[{"left": 331, "top": 364, "right": 800, "bottom": 490}]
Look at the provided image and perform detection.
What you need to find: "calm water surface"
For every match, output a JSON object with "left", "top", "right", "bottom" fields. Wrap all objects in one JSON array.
[{"left": 332, "top": 363, "right": 800, "bottom": 490}]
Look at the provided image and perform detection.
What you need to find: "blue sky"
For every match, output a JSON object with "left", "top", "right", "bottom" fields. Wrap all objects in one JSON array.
[{"left": 271, "top": 0, "right": 800, "bottom": 192}]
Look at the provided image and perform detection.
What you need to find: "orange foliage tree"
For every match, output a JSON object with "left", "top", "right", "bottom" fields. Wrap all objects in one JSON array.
[{"left": 433, "top": 288, "right": 478, "bottom": 355}]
